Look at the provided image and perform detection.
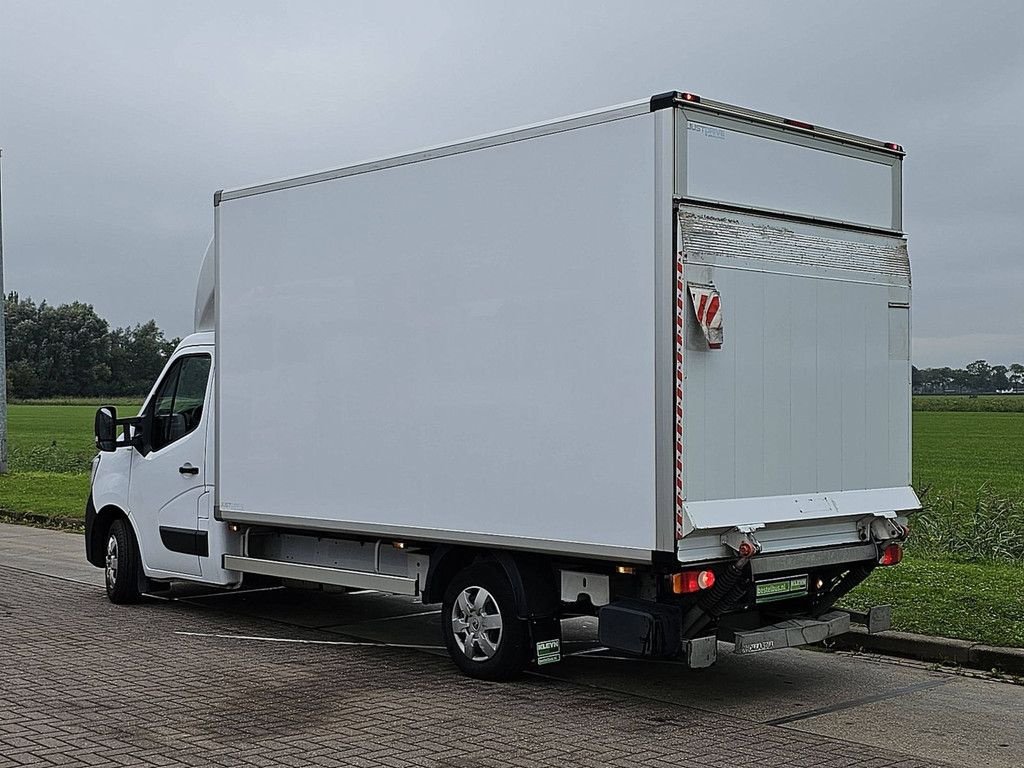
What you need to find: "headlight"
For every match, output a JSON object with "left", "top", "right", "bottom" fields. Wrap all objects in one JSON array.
[{"left": 90, "top": 454, "right": 100, "bottom": 486}]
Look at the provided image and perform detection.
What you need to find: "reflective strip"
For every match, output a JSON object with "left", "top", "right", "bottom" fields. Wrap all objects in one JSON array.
[{"left": 675, "top": 248, "right": 685, "bottom": 539}]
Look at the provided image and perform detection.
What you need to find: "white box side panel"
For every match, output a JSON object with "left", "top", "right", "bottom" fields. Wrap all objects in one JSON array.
[{"left": 217, "top": 115, "right": 659, "bottom": 552}]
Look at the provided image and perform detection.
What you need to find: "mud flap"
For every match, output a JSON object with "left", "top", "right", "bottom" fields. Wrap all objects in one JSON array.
[{"left": 529, "top": 616, "right": 562, "bottom": 666}]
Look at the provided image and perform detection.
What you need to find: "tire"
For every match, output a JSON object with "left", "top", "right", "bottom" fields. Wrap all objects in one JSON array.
[
  {"left": 441, "top": 563, "right": 530, "bottom": 680},
  {"left": 104, "top": 518, "right": 143, "bottom": 604}
]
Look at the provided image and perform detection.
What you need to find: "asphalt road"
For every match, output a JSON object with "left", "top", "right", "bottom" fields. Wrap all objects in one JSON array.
[{"left": 1, "top": 522, "right": 1021, "bottom": 767}]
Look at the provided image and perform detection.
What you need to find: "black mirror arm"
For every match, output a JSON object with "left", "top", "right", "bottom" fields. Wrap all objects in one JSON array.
[{"left": 114, "top": 416, "right": 144, "bottom": 450}]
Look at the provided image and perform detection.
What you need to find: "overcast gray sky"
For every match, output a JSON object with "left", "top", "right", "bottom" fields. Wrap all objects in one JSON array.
[{"left": 1, "top": 0, "right": 1022, "bottom": 367}]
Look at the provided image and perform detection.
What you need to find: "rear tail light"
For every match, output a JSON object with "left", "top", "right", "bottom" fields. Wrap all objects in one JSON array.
[
  {"left": 885, "top": 142, "right": 904, "bottom": 152},
  {"left": 672, "top": 569, "right": 716, "bottom": 594},
  {"left": 878, "top": 543, "right": 903, "bottom": 566}
]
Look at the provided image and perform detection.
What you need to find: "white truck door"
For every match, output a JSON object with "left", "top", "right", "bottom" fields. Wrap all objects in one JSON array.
[{"left": 129, "top": 351, "right": 212, "bottom": 576}]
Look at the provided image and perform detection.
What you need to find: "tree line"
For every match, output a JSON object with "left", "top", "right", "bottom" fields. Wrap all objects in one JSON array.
[
  {"left": 914, "top": 361, "right": 1024, "bottom": 394},
  {"left": 3, "top": 292, "right": 179, "bottom": 399}
]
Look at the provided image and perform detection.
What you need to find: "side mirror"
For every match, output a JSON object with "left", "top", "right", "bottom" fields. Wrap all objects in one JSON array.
[{"left": 95, "top": 407, "right": 118, "bottom": 452}]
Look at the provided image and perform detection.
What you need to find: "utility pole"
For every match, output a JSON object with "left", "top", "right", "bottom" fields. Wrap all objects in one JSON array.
[{"left": 0, "top": 148, "right": 7, "bottom": 474}]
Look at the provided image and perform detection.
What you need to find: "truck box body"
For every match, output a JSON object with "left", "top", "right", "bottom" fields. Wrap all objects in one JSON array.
[
  {"left": 213, "top": 94, "right": 917, "bottom": 564},
  {"left": 216, "top": 109, "right": 664, "bottom": 559}
]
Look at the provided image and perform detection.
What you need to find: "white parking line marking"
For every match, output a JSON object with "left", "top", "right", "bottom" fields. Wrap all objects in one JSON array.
[
  {"left": 174, "top": 630, "right": 444, "bottom": 651},
  {"left": 333, "top": 609, "right": 442, "bottom": 625},
  {"left": 179, "top": 586, "right": 287, "bottom": 600}
]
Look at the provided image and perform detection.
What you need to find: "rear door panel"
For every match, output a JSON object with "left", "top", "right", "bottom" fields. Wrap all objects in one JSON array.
[{"left": 678, "top": 207, "right": 913, "bottom": 531}]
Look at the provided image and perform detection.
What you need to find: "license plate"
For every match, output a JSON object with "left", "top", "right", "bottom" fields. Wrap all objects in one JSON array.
[{"left": 755, "top": 574, "right": 809, "bottom": 603}]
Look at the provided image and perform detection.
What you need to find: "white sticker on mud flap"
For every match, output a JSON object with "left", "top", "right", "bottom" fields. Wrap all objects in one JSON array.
[{"left": 536, "top": 639, "right": 561, "bottom": 666}]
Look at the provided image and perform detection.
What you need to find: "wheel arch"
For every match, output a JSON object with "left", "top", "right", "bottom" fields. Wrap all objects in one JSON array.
[
  {"left": 423, "top": 546, "right": 559, "bottom": 620},
  {"left": 422, "top": 545, "right": 478, "bottom": 605},
  {"left": 85, "top": 499, "right": 134, "bottom": 568}
]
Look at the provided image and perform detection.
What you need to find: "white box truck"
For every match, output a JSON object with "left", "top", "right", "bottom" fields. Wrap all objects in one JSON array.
[{"left": 87, "top": 91, "right": 917, "bottom": 679}]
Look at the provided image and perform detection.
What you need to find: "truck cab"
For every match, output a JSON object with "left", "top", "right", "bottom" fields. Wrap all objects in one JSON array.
[{"left": 85, "top": 330, "right": 241, "bottom": 595}]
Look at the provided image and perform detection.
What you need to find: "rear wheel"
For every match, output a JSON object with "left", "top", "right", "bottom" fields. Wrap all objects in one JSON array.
[
  {"left": 105, "top": 518, "right": 142, "bottom": 604},
  {"left": 441, "top": 563, "right": 529, "bottom": 680}
]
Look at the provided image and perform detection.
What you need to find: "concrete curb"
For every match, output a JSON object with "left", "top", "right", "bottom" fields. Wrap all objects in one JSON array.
[
  {"left": 0, "top": 509, "right": 84, "bottom": 532},
  {"left": 829, "top": 627, "right": 1024, "bottom": 675}
]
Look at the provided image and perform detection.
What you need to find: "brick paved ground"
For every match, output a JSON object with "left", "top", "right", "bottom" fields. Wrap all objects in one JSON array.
[{"left": 0, "top": 567, "right": 942, "bottom": 767}]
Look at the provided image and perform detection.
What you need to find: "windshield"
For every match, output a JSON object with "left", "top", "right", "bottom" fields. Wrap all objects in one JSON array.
[{"left": 685, "top": 120, "right": 896, "bottom": 229}]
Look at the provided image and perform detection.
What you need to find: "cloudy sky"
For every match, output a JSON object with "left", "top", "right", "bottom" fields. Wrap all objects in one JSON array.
[{"left": 1, "top": 1, "right": 1021, "bottom": 367}]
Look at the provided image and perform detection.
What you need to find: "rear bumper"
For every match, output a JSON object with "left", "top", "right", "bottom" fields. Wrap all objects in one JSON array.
[
  {"left": 721, "top": 604, "right": 892, "bottom": 655},
  {"left": 721, "top": 611, "right": 851, "bottom": 654},
  {"left": 598, "top": 604, "right": 891, "bottom": 667}
]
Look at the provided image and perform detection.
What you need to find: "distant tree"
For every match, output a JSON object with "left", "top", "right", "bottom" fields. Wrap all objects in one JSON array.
[
  {"left": 935, "top": 367, "right": 956, "bottom": 392},
  {"left": 107, "top": 321, "right": 177, "bottom": 397},
  {"left": 965, "top": 360, "right": 993, "bottom": 392},
  {"left": 3, "top": 292, "right": 176, "bottom": 399},
  {"left": 991, "top": 365, "right": 1010, "bottom": 391},
  {"left": 947, "top": 367, "right": 970, "bottom": 393},
  {"left": 41, "top": 301, "right": 111, "bottom": 396},
  {"left": 4, "top": 293, "right": 45, "bottom": 398},
  {"left": 913, "top": 360, "right": 1024, "bottom": 394},
  {"left": 1010, "top": 363, "right": 1024, "bottom": 388}
]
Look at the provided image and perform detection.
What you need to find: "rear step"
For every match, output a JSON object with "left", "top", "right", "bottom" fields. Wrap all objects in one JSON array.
[{"left": 721, "top": 611, "right": 850, "bottom": 654}]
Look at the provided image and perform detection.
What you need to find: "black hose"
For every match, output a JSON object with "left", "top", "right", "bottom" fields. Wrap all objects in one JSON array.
[
  {"left": 680, "top": 556, "right": 750, "bottom": 637},
  {"left": 698, "top": 557, "right": 748, "bottom": 613}
]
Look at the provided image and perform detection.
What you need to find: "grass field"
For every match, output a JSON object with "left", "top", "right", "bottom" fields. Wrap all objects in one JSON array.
[
  {"left": 914, "top": 411, "right": 1024, "bottom": 496},
  {"left": 0, "top": 403, "right": 137, "bottom": 517},
  {"left": 2, "top": 397, "right": 1022, "bottom": 648}
]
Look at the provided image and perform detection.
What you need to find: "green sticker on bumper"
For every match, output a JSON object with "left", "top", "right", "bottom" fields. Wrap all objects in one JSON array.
[
  {"left": 755, "top": 575, "right": 809, "bottom": 603},
  {"left": 536, "top": 639, "right": 561, "bottom": 665}
]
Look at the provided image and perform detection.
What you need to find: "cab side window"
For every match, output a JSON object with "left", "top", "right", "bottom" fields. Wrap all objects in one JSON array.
[{"left": 149, "top": 354, "right": 212, "bottom": 452}]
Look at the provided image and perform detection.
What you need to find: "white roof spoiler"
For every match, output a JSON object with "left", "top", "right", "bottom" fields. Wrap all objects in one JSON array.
[{"left": 194, "top": 238, "right": 215, "bottom": 333}]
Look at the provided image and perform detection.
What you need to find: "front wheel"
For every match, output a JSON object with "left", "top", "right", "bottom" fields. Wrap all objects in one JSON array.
[
  {"left": 441, "top": 563, "right": 529, "bottom": 680},
  {"left": 105, "top": 518, "right": 142, "bottom": 604}
]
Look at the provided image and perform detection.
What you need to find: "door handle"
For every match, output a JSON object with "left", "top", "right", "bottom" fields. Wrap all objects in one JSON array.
[{"left": 179, "top": 464, "right": 200, "bottom": 476}]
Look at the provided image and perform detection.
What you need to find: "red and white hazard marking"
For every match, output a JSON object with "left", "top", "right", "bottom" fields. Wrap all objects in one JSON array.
[
  {"left": 675, "top": 278, "right": 724, "bottom": 539},
  {"left": 674, "top": 253, "right": 685, "bottom": 540},
  {"left": 688, "top": 283, "right": 723, "bottom": 350}
]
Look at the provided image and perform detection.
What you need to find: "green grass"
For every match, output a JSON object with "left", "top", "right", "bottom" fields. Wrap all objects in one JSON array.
[
  {"left": 0, "top": 403, "right": 138, "bottom": 518},
  {"left": 914, "top": 395, "right": 1024, "bottom": 412},
  {"left": 0, "top": 472, "right": 92, "bottom": 518},
  {"left": 913, "top": 412, "right": 1024, "bottom": 496},
  {"left": 845, "top": 555, "right": 1024, "bottom": 647}
]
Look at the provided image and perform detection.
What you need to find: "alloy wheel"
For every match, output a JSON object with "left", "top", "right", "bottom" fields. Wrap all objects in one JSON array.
[
  {"left": 450, "top": 585, "right": 503, "bottom": 662},
  {"left": 105, "top": 534, "right": 119, "bottom": 589}
]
